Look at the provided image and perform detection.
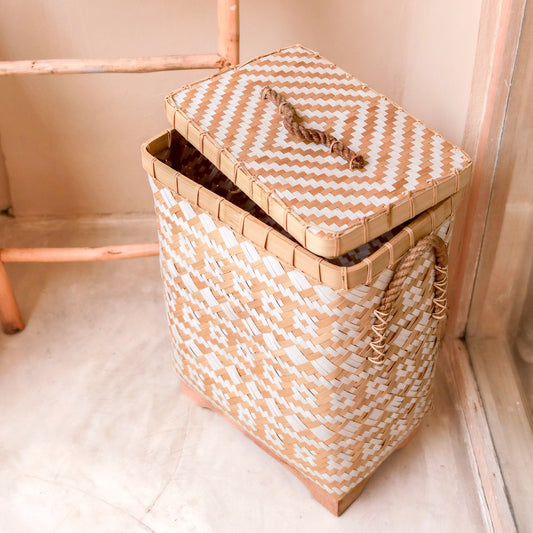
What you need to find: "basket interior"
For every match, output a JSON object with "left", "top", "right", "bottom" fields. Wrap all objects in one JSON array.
[{"left": 158, "top": 134, "right": 406, "bottom": 267}]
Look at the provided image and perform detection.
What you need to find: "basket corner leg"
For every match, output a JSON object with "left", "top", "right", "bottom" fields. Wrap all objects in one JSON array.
[
  {"left": 180, "top": 381, "right": 213, "bottom": 410},
  {"left": 302, "top": 476, "right": 368, "bottom": 516}
]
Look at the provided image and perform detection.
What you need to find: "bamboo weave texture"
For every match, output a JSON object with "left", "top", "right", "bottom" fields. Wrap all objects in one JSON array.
[
  {"left": 168, "top": 45, "right": 469, "bottom": 246},
  {"left": 148, "top": 146, "right": 454, "bottom": 499}
]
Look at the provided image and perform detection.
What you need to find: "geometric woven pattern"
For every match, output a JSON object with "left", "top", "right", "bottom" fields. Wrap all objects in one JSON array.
[
  {"left": 167, "top": 45, "right": 470, "bottom": 253},
  {"left": 149, "top": 167, "right": 454, "bottom": 500},
  {"left": 159, "top": 129, "right": 406, "bottom": 268}
]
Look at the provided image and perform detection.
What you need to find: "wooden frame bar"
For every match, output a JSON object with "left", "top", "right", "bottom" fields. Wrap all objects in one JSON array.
[
  {"left": 442, "top": 338, "right": 517, "bottom": 533},
  {"left": 0, "top": 244, "right": 159, "bottom": 334},
  {"left": 447, "top": 0, "right": 527, "bottom": 337},
  {"left": 0, "top": 0, "right": 239, "bottom": 76},
  {"left": 0, "top": 244, "right": 159, "bottom": 263},
  {"left": 218, "top": 0, "right": 240, "bottom": 65},
  {"left": 0, "top": 0, "right": 239, "bottom": 334},
  {"left": 467, "top": 338, "right": 533, "bottom": 532},
  {"left": 0, "top": 54, "right": 224, "bottom": 76},
  {"left": 466, "top": 0, "right": 533, "bottom": 339},
  {"left": 444, "top": 2, "right": 532, "bottom": 531}
]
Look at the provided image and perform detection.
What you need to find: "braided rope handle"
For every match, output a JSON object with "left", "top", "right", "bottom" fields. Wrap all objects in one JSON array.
[
  {"left": 368, "top": 234, "right": 449, "bottom": 366},
  {"left": 260, "top": 86, "right": 367, "bottom": 170}
]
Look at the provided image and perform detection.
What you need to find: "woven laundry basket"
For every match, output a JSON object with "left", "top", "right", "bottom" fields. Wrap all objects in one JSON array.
[{"left": 141, "top": 45, "right": 472, "bottom": 516}]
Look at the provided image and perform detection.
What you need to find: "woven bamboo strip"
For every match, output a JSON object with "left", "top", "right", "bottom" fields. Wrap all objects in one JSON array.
[
  {"left": 142, "top": 130, "right": 459, "bottom": 290},
  {"left": 165, "top": 101, "right": 470, "bottom": 259},
  {"left": 0, "top": 55, "right": 223, "bottom": 76},
  {"left": 148, "top": 153, "right": 454, "bottom": 510},
  {"left": 164, "top": 45, "right": 472, "bottom": 258},
  {"left": 180, "top": 380, "right": 422, "bottom": 515}
]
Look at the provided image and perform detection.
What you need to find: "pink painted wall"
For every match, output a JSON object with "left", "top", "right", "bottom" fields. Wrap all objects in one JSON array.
[{"left": 0, "top": 1, "right": 481, "bottom": 216}]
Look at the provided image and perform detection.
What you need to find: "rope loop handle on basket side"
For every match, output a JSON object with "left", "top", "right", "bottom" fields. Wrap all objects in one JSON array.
[
  {"left": 260, "top": 86, "right": 367, "bottom": 170},
  {"left": 368, "top": 234, "right": 449, "bottom": 366}
]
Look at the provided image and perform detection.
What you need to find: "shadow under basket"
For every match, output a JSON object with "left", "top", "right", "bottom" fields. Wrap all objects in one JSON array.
[{"left": 141, "top": 129, "right": 459, "bottom": 516}]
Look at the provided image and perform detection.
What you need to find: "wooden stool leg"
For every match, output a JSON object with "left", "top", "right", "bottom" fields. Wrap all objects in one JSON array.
[{"left": 0, "top": 260, "right": 24, "bottom": 334}]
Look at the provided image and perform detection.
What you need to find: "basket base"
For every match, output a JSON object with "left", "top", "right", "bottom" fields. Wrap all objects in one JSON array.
[{"left": 180, "top": 381, "right": 420, "bottom": 516}]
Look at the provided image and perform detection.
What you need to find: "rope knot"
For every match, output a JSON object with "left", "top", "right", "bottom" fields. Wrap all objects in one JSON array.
[
  {"left": 329, "top": 139, "right": 342, "bottom": 153},
  {"left": 260, "top": 86, "right": 272, "bottom": 100},
  {"left": 261, "top": 86, "right": 367, "bottom": 170},
  {"left": 349, "top": 154, "right": 366, "bottom": 170}
]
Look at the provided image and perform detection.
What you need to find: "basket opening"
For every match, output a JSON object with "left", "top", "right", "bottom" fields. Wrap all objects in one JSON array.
[{"left": 158, "top": 133, "right": 406, "bottom": 267}]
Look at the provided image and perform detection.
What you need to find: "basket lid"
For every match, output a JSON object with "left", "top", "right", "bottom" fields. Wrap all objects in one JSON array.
[{"left": 165, "top": 44, "right": 471, "bottom": 258}]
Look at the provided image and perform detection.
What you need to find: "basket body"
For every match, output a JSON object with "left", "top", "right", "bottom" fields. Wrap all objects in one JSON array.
[{"left": 145, "top": 131, "right": 456, "bottom": 511}]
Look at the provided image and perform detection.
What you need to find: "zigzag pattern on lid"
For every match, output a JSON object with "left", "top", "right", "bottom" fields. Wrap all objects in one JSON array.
[{"left": 168, "top": 45, "right": 470, "bottom": 238}]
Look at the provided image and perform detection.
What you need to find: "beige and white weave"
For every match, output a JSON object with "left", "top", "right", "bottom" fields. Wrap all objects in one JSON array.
[
  {"left": 145, "top": 132, "right": 455, "bottom": 503},
  {"left": 165, "top": 45, "right": 470, "bottom": 257}
]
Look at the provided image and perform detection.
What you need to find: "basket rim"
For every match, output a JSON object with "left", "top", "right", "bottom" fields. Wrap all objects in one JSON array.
[
  {"left": 163, "top": 44, "right": 471, "bottom": 259},
  {"left": 141, "top": 129, "right": 459, "bottom": 291}
]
